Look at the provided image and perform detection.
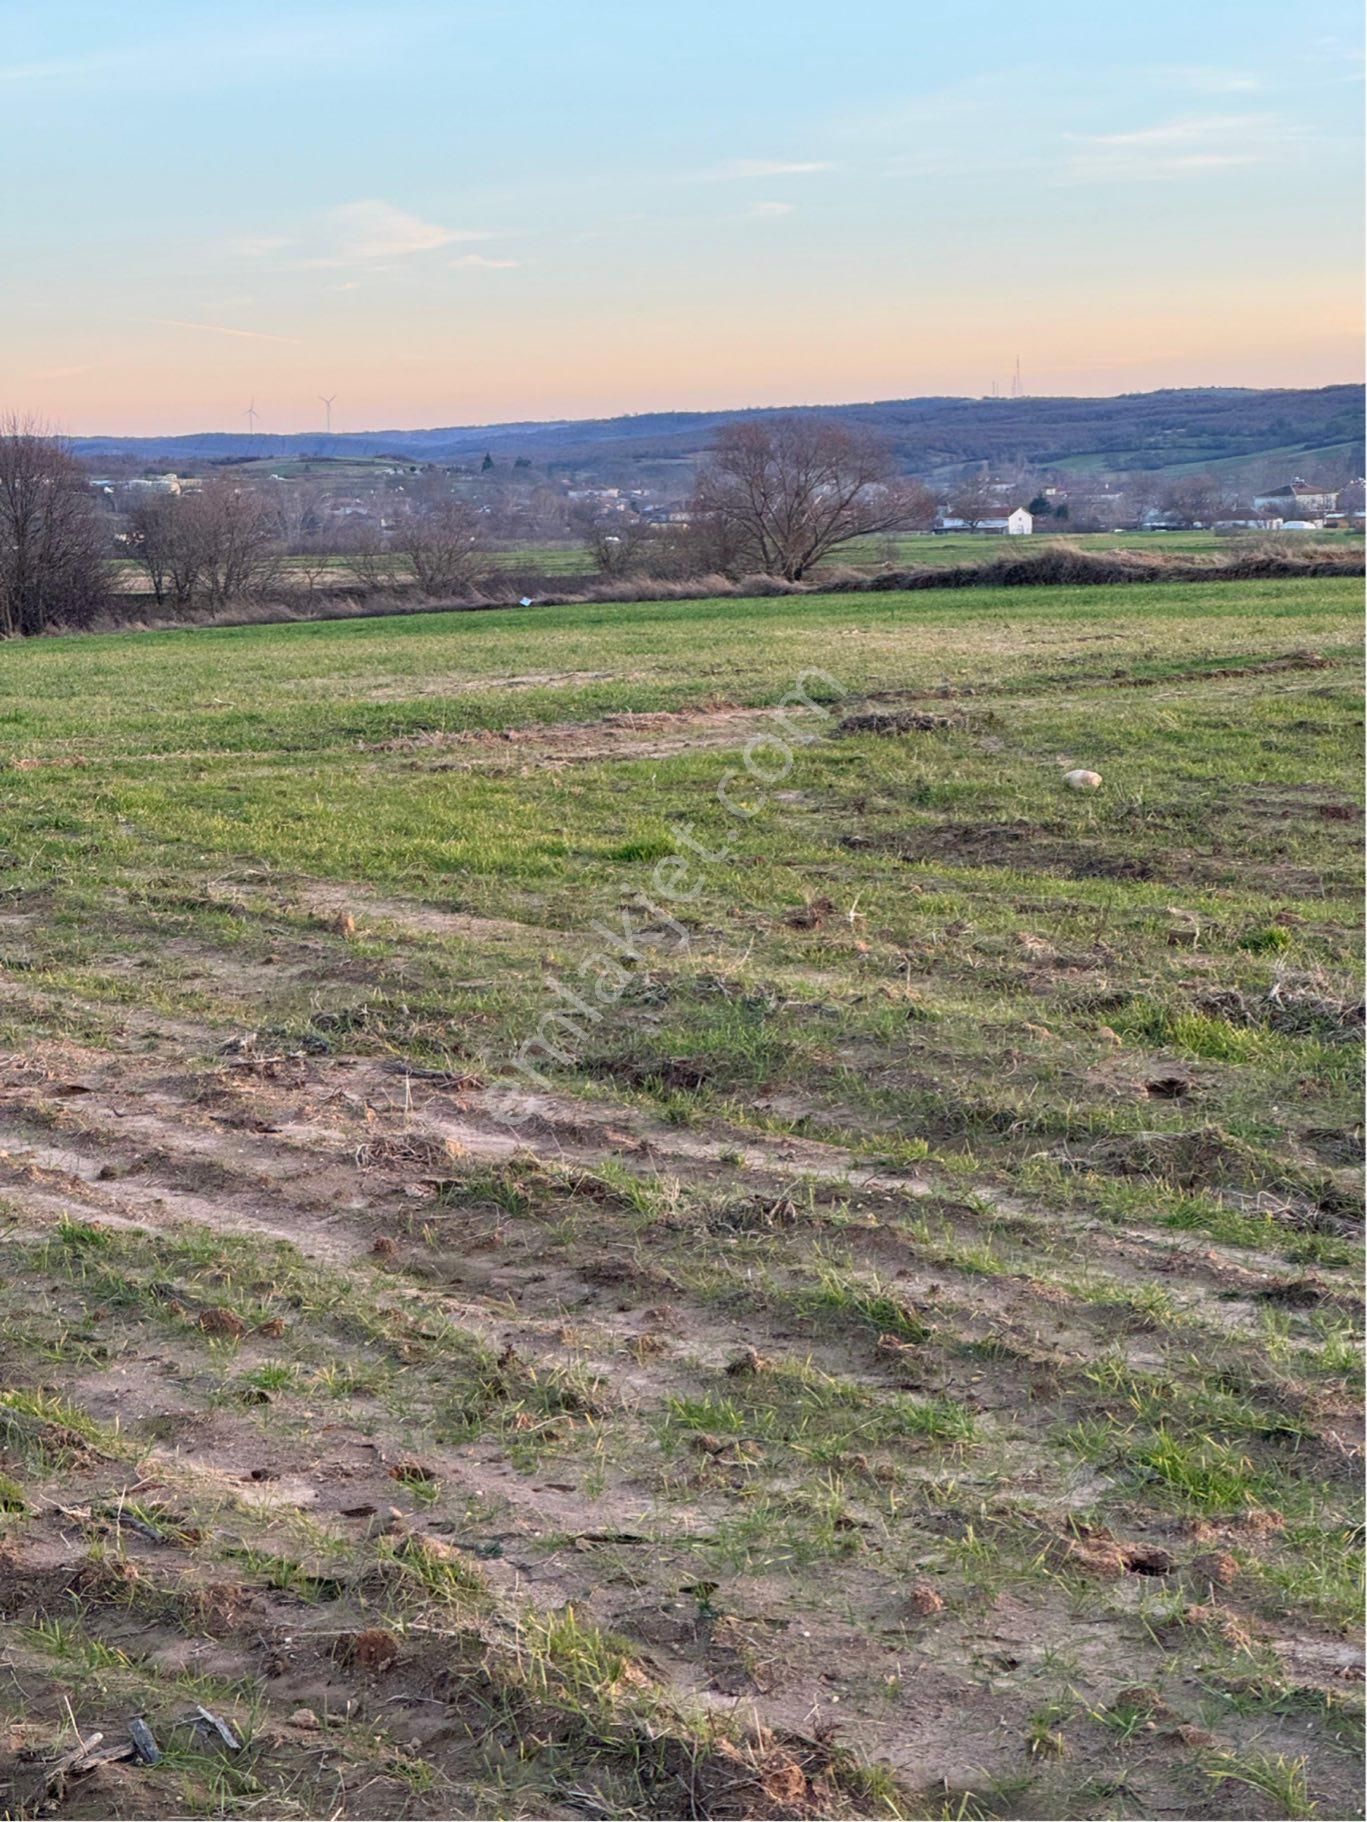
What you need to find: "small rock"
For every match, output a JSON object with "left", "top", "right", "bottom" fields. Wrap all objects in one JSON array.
[
  {"left": 288, "top": 1707, "right": 320, "bottom": 1731},
  {"left": 1064, "top": 769, "right": 1102, "bottom": 790}
]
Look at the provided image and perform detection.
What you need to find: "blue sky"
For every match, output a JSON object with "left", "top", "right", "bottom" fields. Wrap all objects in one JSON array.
[{"left": 1, "top": 0, "right": 1361, "bottom": 433}]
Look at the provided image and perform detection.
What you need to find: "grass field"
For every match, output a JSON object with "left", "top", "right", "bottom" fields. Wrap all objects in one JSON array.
[
  {"left": 0, "top": 578, "right": 1361, "bottom": 1818},
  {"left": 108, "top": 529, "right": 1364, "bottom": 597}
]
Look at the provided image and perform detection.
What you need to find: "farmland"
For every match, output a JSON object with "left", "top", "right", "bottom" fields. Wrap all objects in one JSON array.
[
  {"left": 104, "top": 530, "right": 1365, "bottom": 601},
  {"left": 0, "top": 577, "right": 1361, "bottom": 1818}
]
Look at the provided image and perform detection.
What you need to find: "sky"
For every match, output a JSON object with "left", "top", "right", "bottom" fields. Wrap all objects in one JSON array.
[{"left": 1, "top": 0, "right": 1362, "bottom": 435}]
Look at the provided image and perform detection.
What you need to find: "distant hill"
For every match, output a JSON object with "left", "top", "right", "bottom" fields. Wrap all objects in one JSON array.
[{"left": 72, "top": 384, "right": 1364, "bottom": 483}]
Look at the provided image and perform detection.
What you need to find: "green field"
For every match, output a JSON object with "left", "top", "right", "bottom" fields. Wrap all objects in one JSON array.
[
  {"left": 109, "top": 529, "right": 1364, "bottom": 598},
  {"left": 0, "top": 579, "right": 1361, "bottom": 1818}
]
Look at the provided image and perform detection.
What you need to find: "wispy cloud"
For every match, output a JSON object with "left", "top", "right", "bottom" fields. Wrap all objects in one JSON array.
[
  {"left": 320, "top": 199, "right": 487, "bottom": 264},
  {"left": 1085, "top": 112, "right": 1266, "bottom": 148},
  {"left": 225, "top": 200, "right": 498, "bottom": 271},
  {"left": 1163, "top": 66, "right": 1264, "bottom": 95},
  {"left": 152, "top": 318, "right": 300, "bottom": 344},
  {"left": 748, "top": 200, "right": 795, "bottom": 219},
  {"left": 703, "top": 158, "right": 832, "bottom": 180},
  {"left": 450, "top": 253, "right": 520, "bottom": 269},
  {"left": 1061, "top": 112, "right": 1286, "bottom": 181}
]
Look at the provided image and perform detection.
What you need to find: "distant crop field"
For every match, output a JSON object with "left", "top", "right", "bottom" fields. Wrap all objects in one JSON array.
[{"left": 0, "top": 577, "right": 1361, "bottom": 1818}]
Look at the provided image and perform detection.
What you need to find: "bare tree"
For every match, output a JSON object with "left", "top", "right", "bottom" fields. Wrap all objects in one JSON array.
[
  {"left": 690, "top": 416, "right": 914, "bottom": 580},
  {"left": 400, "top": 498, "right": 485, "bottom": 596},
  {"left": 899, "top": 481, "right": 938, "bottom": 533},
  {"left": 193, "top": 482, "right": 282, "bottom": 605},
  {"left": 1160, "top": 473, "right": 1232, "bottom": 529},
  {"left": 289, "top": 535, "right": 337, "bottom": 594},
  {"left": 269, "top": 481, "right": 327, "bottom": 547},
  {"left": 338, "top": 521, "right": 404, "bottom": 591},
  {"left": 126, "top": 481, "right": 281, "bottom": 609},
  {"left": 126, "top": 491, "right": 181, "bottom": 606},
  {"left": 947, "top": 478, "right": 998, "bottom": 531},
  {"left": 572, "top": 505, "right": 657, "bottom": 577},
  {"left": 0, "top": 416, "right": 110, "bottom": 635}
]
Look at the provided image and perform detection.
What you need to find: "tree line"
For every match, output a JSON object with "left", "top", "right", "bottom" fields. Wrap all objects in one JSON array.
[{"left": 0, "top": 411, "right": 1354, "bottom": 635}]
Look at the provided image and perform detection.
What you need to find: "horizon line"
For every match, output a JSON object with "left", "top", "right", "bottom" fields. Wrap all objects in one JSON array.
[{"left": 61, "top": 376, "right": 1367, "bottom": 443}]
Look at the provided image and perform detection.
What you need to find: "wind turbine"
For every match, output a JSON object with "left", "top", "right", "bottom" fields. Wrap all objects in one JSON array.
[
  {"left": 245, "top": 399, "right": 259, "bottom": 438},
  {"left": 319, "top": 394, "right": 336, "bottom": 436}
]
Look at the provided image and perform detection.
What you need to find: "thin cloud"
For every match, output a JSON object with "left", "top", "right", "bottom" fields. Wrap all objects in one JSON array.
[
  {"left": 748, "top": 200, "right": 795, "bottom": 219},
  {"left": 703, "top": 158, "right": 832, "bottom": 180},
  {"left": 1085, "top": 112, "right": 1267, "bottom": 148},
  {"left": 152, "top": 318, "right": 300, "bottom": 344},
  {"left": 1165, "top": 67, "right": 1264, "bottom": 95},
  {"left": 450, "top": 254, "right": 520, "bottom": 269},
  {"left": 322, "top": 199, "right": 487, "bottom": 263},
  {"left": 1061, "top": 112, "right": 1288, "bottom": 181},
  {"left": 216, "top": 201, "right": 501, "bottom": 274}
]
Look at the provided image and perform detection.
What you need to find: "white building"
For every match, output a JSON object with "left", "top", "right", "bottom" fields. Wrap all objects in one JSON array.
[{"left": 935, "top": 506, "right": 1033, "bottom": 535}]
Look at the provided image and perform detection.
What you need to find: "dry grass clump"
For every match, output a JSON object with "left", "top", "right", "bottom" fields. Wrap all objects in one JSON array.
[
  {"left": 1197, "top": 968, "right": 1364, "bottom": 1042},
  {"left": 859, "top": 540, "right": 1363, "bottom": 593}
]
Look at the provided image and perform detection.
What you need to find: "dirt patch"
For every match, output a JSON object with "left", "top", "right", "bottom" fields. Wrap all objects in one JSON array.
[
  {"left": 835, "top": 709, "right": 968, "bottom": 736},
  {"left": 884, "top": 821, "right": 1161, "bottom": 882},
  {"left": 363, "top": 701, "right": 834, "bottom": 769}
]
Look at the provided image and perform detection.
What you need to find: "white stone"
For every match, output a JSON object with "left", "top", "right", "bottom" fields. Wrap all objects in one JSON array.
[{"left": 1064, "top": 769, "right": 1103, "bottom": 790}]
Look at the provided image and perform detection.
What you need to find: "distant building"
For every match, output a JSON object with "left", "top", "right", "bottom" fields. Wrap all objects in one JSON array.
[
  {"left": 1252, "top": 478, "right": 1338, "bottom": 515},
  {"left": 127, "top": 472, "right": 184, "bottom": 494},
  {"left": 934, "top": 507, "right": 1032, "bottom": 535}
]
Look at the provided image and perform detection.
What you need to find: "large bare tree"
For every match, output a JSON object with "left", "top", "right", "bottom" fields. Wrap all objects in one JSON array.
[
  {"left": 1160, "top": 472, "right": 1233, "bottom": 528},
  {"left": 0, "top": 416, "right": 109, "bottom": 635},
  {"left": 194, "top": 482, "right": 282, "bottom": 604},
  {"left": 691, "top": 416, "right": 915, "bottom": 580},
  {"left": 399, "top": 498, "right": 486, "bottom": 595},
  {"left": 126, "top": 492, "right": 186, "bottom": 606},
  {"left": 126, "top": 481, "right": 281, "bottom": 609}
]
